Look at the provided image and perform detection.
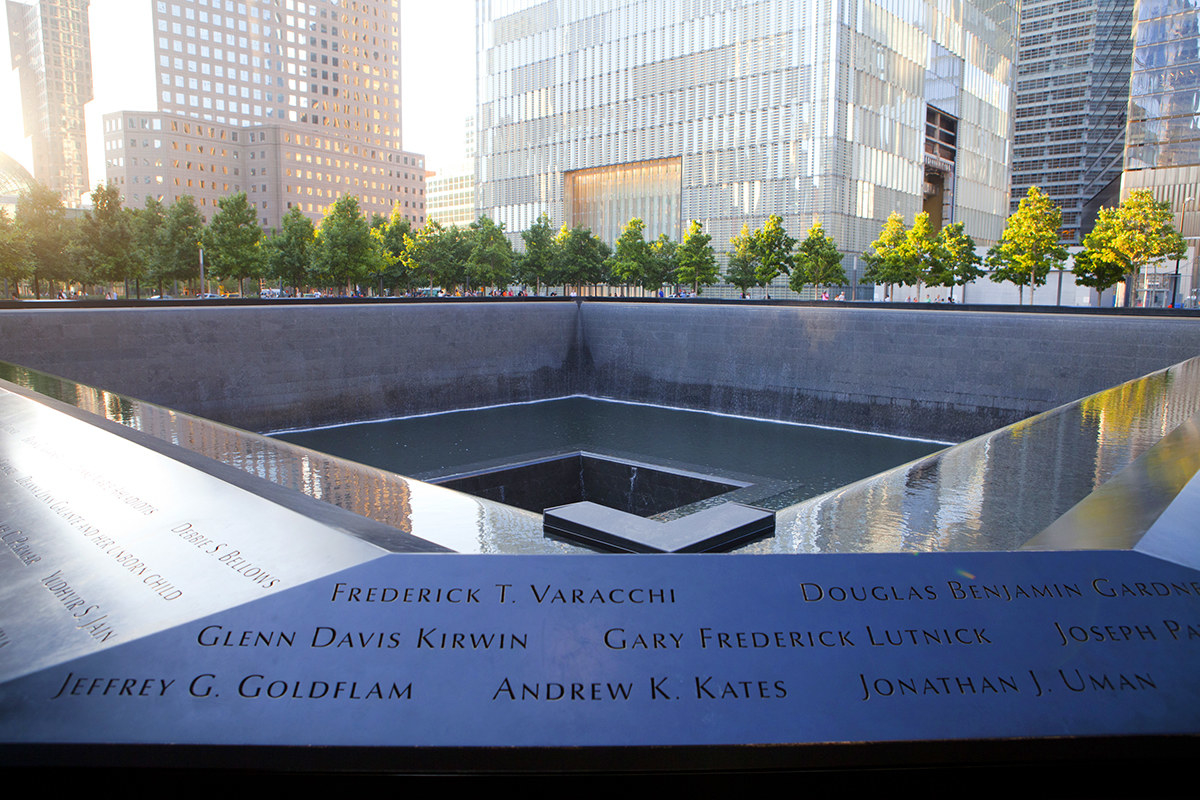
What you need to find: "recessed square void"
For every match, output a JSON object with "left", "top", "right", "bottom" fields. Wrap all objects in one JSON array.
[
  {"left": 432, "top": 452, "right": 773, "bottom": 553},
  {"left": 433, "top": 451, "right": 745, "bottom": 517},
  {"left": 273, "top": 397, "right": 945, "bottom": 553}
]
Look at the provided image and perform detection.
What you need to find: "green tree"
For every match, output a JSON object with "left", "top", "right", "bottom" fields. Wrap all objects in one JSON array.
[
  {"left": 15, "top": 183, "right": 70, "bottom": 298},
  {"left": 466, "top": 215, "right": 514, "bottom": 291},
  {"left": 377, "top": 205, "right": 413, "bottom": 293},
  {"left": 204, "top": 192, "right": 263, "bottom": 295},
  {"left": 0, "top": 208, "right": 30, "bottom": 298},
  {"left": 725, "top": 223, "right": 760, "bottom": 297},
  {"left": 861, "top": 212, "right": 917, "bottom": 299},
  {"left": 265, "top": 206, "right": 316, "bottom": 293},
  {"left": 553, "top": 224, "right": 609, "bottom": 293},
  {"left": 609, "top": 218, "right": 651, "bottom": 291},
  {"left": 128, "top": 197, "right": 167, "bottom": 298},
  {"left": 403, "top": 220, "right": 471, "bottom": 292},
  {"left": 928, "top": 222, "right": 982, "bottom": 302},
  {"left": 790, "top": 221, "right": 846, "bottom": 294},
  {"left": 674, "top": 220, "right": 718, "bottom": 295},
  {"left": 644, "top": 233, "right": 678, "bottom": 294},
  {"left": 158, "top": 196, "right": 205, "bottom": 295},
  {"left": 73, "top": 183, "right": 134, "bottom": 292},
  {"left": 986, "top": 186, "right": 1067, "bottom": 305},
  {"left": 753, "top": 214, "right": 796, "bottom": 292},
  {"left": 902, "top": 211, "right": 942, "bottom": 300},
  {"left": 310, "top": 195, "right": 384, "bottom": 293},
  {"left": 1074, "top": 189, "right": 1186, "bottom": 305},
  {"left": 518, "top": 212, "right": 557, "bottom": 294}
]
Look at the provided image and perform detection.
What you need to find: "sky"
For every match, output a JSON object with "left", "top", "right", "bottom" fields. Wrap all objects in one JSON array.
[{"left": 0, "top": 0, "right": 476, "bottom": 203}]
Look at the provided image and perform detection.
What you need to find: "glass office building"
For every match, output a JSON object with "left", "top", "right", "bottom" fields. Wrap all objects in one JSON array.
[
  {"left": 1011, "top": 0, "right": 1136, "bottom": 244},
  {"left": 7, "top": 0, "right": 93, "bottom": 207},
  {"left": 1122, "top": 0, "right": 1200, "bottom": 304},
  {"left": 476, "top": 0, "right": 1016, "bottom": 276}
]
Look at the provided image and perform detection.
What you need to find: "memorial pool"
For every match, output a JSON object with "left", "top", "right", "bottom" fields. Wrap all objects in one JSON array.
[{"left": 274, "top": 397, "right": 945, "bottom": 515}]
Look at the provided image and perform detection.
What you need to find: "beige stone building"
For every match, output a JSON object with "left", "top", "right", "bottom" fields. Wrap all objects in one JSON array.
[{"left": 104, "top": 0, "right": 424, "bottom": 230}]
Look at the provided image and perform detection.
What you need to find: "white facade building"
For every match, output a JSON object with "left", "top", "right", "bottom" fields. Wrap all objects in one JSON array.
[{"left": 476, "top": 0, "right": 1017, "bottom": 288}]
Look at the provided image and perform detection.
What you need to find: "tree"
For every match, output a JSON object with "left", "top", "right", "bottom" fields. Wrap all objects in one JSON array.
[
  {"left": 157, "top": 196, "right": 205, "bottom": 295},
  {"left": 725, "top": 223, "right": 760, "bottom": 296},
  {"left": 609, "top": 218, "right": 652, "bottom": 291},
  {"left": 674, "top": 220, "right": 718, "bottom": 295},
  {"left": 204, "top": 192, "right": 263, "bottom": 295},
  {"left": 928, "top": 222, "right": 982, "bottom": 302},
  {"left": 902, "top": 212, "right": 941, "bottom": 300},
  {"left": 518, "top": 212, "right": 557, "bottom": 294},
  {"left": 1074, "top": 189, "right": 1186, "bottom": 306},
  {"left": 861, "top": 212, "right": 917, "bottom": 299},
  {"left": 128, "top": 197, "right": 167, "bottom": 298},
  {"left": 73, "top": 183, "right": 134, "bottom": 291},
  {"left": 467, "top": 215, "right": 514, "bottom": 291},
  {"left": 403, "top": 221, "right": 472, "bottom": 292},
  {"left": 553, "top": 224, "right": 608, "bottom": 293},
  {"left": 644, "top": 233, "right": 677, "bottom": 294},
  {"left": 790, "top": 221, "right": 846, "bottom": 294},
  {"left": 265, "top": 206, "right": 316, "bottom": 293},
  {"left": 15, "top": 183, "right": 70, "bottom": 298},
  {"left": 753, "top": 214, "right": 796, "bottom": 292},
  {"left": 377, "top": 206, "right": 413, "bottom": 294},
  {"left": 310, "top": 195, "right": 385, "bottom": 293},
  {"left": 986, "top": 186, "right": 1067, "bottom": 305},
  {"left": 0, "top": 208, "right": 30, "bottom": 298}
]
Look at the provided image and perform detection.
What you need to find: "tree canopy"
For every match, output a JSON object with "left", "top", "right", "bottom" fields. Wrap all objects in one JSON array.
[
  {"left": 1073, "top": 189, "right": 1186, "bottom": 304},
  {"left": 861, "top": 212, "right": 917, "bottom": 296},
  {"left": 674, "top": 220, "right": 718, "bottom": 295},
  {"left": 725, "top": 223, "right": 760, "bottom": 296},
  {"left": 790, "top": 221, "right": 846, "bottom": 293},
  {"left": 204, "top": 192, "right": 263, "bottom": 294},
  {"left": 309, "top": 195, "right": 385, "bottom": 292},
  {"left": 986, "top": 186, "right": 1067, "bottom": 304},
  {"left": 753, "top": 214, "right": 796, "bottom": 290},
  {"left": 15, "top": 183, "right": 71, "bottom": 298}
]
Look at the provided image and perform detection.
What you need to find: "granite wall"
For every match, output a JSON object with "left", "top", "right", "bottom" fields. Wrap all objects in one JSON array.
[
  {"left": 2, "top": 300, "right": 1198, "bottom": 440},
  {"left": 575, "top": 304, "right": 1200, "bottom": 439},
  {"left": 0, "top": 303, "right": 582, "bottom": 433}
]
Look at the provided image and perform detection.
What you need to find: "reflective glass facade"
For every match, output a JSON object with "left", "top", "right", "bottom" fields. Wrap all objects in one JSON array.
[
  {"left": 7, "top": 0, "right": 93, "bottom": 206},
  {"left": 1011, "top": 0, "right": 1136, "bottom": 243},
  {"left": 1125, "top": 0, "right": 1200, "bottom": 173},
  {"left": 1121, "top": 0, "right": 1200, "bottom": 304},
  {"left": 476, "top": 0, "right": 1015, "bottom": 264}
]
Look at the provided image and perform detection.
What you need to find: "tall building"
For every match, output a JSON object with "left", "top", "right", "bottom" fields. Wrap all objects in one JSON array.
[
  {"left": 1010, "top": 0, "right": 1136, "bottom": 244},
  {"left": 7, "top": 0, "right": 93, "bottom": 207},
  {"left": 1120, "top": 0, "right": 1200, "bottom": 305},
  {"left": 427, "top": 115, "right": 476, "bottom": 227},
  {"left": 104, "top": 0, "right": 425, "bottom": 230},
  {"left": 475, "top": 0, "right": 1017, "bottom": 283}
]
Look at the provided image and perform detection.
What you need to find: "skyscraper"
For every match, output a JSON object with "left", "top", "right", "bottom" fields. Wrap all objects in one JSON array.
[
  {"left": 104, "top": 0, "right": 425, "bottom": 230},
  {"left": 1120, "top": 0, "right": 1200, "bottom": 305},
  {"left": 7, "top": 0, "right": 93, "bottom": 207},
  {"left": 1010, "top": 0, "right": 1136, "bottom": 244},
  {"left": 475, "top": 0, "right": 1017, "bottom": 286}
]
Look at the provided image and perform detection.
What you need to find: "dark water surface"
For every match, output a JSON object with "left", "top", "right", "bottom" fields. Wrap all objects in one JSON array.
[{"left": 274, "top": 398, "right": 946, "bottom": 512}]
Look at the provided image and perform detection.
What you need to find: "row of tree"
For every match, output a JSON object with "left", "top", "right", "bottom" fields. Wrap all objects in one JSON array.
[
  {"left": 861, "top": 187, "right": 1186, "bottom": 305},
  {"left": 0, "top": 181, "right": 1186, "bottom": 304}
]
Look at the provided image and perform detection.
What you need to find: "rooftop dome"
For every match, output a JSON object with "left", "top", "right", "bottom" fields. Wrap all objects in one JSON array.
[{"left": 0, "top": 152, "right": 36, "bottom": 198}]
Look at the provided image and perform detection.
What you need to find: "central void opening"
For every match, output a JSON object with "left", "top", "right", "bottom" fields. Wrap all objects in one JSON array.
[
  {"left": 274, "top": 398, "right": 946, "bottom": 517},
  {"left": 435, "top": 452, "right": 746, "bottom": 516}
]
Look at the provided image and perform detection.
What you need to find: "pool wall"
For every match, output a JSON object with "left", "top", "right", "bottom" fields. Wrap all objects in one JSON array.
[{"left": 2, "top": 300, "right": 1198, "bottom": 439}]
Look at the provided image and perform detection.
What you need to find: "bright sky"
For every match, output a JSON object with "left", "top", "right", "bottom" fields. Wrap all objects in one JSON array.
[{"left": 0, "top": 0, "right": 476, "bottom": 204}]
